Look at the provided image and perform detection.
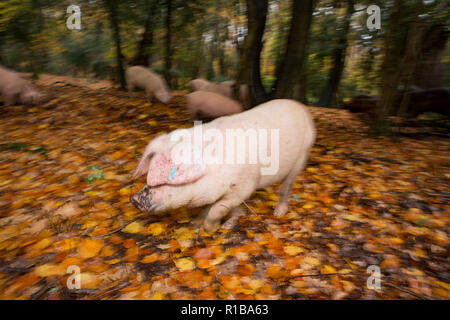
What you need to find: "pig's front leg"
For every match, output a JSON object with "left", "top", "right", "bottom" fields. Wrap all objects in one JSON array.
[
  {"left": 222, "top": 206, "right": 246, "bottom": 230},
  {"left": 204, "top": 183, "right": 255, "bottom": 232},
  {"left": 192, "top": 204, "right": 212, "bottom": 226},
  {"left": 127, "top": 83, "right": 135, "bottom": 99},
  {"left": 203, "top": 200, "right": 236, "bottom": 232}
]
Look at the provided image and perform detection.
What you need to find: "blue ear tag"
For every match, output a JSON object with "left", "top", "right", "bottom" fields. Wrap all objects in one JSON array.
[{"left": 168, "top": 167, "right": 176, "bottom": 181}]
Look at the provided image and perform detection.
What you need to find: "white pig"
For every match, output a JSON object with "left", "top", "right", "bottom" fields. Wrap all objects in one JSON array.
[
  {"left": 186, "top": 91, "right": 243, "bottom": 120},
  {"left": 0, "top": 66, "right": 41, "bottom": 106},
  {"left": 189, "top": 78, "right": 211, "bottom": 92},
  {"left": 131, "top": 99, "right": 316, "bottom": 232},
  {"left": 126, "top": 66, "right": 172, "bottom": 104}
]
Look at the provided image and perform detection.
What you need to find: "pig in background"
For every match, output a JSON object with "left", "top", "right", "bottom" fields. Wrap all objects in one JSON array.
[
  {"left": 126, "top": 66, "right": 172, "bottom": 104},
  {"left": 0, "top": 66, "right": 41, "bottom": 107},
  {"left": 131, "top": 99, "right": 316, "bottom": 232},
  {"left": 189, "top": 78, "right": 211, "bottom": 92},
  {"left": 186, "top": 91, "right": 243, "bottom": 120},
  {"left": 188, "top": 78, "right": 250, "bottom": 109}
]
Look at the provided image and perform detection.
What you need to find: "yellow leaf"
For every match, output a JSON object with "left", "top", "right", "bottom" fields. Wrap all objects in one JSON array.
[
  {"left": 210, "top": 255, "right": 226, "bottom": 266},
  {"left": 249, "top": 279, "right": 263, "bottom": 291},
  {"left": 149, "top": 292, "right": 164, "bottom": 300},
  {"left": 304, "top": 256, "right": 321, "bottom": 267},
  {"left": 80, "top": 273, "right": 101, "bottom": 289},
  {"left": 283, "top": 245, "right": 305, "bottom": 256},
  {"left": 436, "top": 281, "right": 450, "bottom": 291},
  {"left": 343, "top": 258, "right": 358, "bottom": 270},
  {"left": 323, "top": 265, "right": 336, "bottom": 274},
  {"left": 31, "top": 238, "right": 52, "bottom": 250},
  {"left": 302, "top": 203, "right": 314, "bottom": 209},
  {"left": 342, "top": 214, "right": 360, "bottom": 222},
  {"left": 122, "top": 221, "right": 143, "bottom": 234},
  {"left": 106, "top": 259, "right": 121, "bottom": 265},
  {"left": 174, "top": 258, "right": 196, "bottom": 271},
  {"left": 35, "top": 264, "right": 66, "bottom": 277},
  {"left": 77, "top": 239, "right": 103, "bottom": 259},
  {"left": 119, "top": 187, "right": 131, "bottom": 196},
  {"left": 147, "top": 223, "right": 165, "bottom": 236},
  {"left": 174, "top": 227, "right": 195, "bottom": 240}
]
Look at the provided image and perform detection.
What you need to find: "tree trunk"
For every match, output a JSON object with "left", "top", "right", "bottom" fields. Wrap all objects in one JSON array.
[
  {"left": 273, "top": 0, "right": 314, "bottom": 101},
  {"left": 316, "top": 0, "right": 354, "bottom": 107},
  {"left": 129, "top": 1, "right": 155, "bottom": 67},
  {"left": 375, "top": 0, "right": 409, "bottom": 129},
  {"left": 104, "top": 0, "right": 126, "bottom": 89},
  {"left": 397, "top": 0, "right": 425, "bottom": 116},
  {"left": 164, "top": 0, "right": 173, "bottom": 87},
  {"left": 413, "top": 24, "right": 449, "bottom": 89},
  {"left": 236, "top": 0, "right": 269, "bottom": 107}
]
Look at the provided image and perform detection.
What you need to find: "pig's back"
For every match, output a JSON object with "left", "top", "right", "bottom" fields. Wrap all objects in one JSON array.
[
  {"left": 127, "top": 66, "right": 162, "bottom": 89},
  {"left": 188, "top": 91, "right": 242, "bottom": 117},
  {"left": 212, "top": 99, "right": 315, "bottom": 187},
  {"left": 0, "top": 66, "right": 25, "bottom": 92}
]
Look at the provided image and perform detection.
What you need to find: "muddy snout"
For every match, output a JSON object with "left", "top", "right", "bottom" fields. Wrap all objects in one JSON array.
[{"left": 130, "top": 185, "right": 153, "bottom": 212}]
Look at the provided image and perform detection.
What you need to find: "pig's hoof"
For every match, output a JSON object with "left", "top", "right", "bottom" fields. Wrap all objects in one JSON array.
[
  {"left": 203, "top": 220, "right": 220, "bottom": 233},
  {"left": 274, "top": 203, "right": 288, "bottom": 217}
]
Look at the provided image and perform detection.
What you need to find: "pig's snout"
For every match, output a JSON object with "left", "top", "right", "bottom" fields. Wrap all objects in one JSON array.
[{"left": 130, "top": 185, "right": 153, "bottom": 212}]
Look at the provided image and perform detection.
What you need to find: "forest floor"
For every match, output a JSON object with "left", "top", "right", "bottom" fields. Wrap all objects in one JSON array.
[{"left": 0, "top": 76, "right": 449, "bottom": 300}]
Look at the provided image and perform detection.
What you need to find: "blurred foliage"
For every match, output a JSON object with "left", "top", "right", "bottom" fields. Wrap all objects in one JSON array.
[{"left": 0, "top": 0, "right": 448, "bottom": 105}]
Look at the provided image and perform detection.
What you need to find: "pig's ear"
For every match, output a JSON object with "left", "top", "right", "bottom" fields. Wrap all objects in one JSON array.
[
  {"left": 147, "top": 142, "right": 207, "bottom": 187},
  {"left": 133, "top": 145, "right": 154, "bottom": 179}
]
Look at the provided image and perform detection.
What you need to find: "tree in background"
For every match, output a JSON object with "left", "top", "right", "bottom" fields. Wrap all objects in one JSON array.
[
  {"left": 103, "top": 0, "right": 126, "bottom": 89},
  {"left": 236, "top": 0, "right": 269, "bottom": 107},
  {"left": 374, "top": 0, "right": 450, "bottom": 129},
  {"left": 129, "top": 0, "right": 158, "bottom": 67},
  {"left": 164, "top": 0, "right": 174, "bottom": 87},
  {"left": 273, "top": 0, "right": 315, "bottom": 101},
  {"left": 316, "top": 0, "right": 354, "bottom": 107}
]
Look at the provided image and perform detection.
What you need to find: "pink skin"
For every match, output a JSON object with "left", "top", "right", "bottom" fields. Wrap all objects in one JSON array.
[
  {"left": 201, "top": 83, "right": 233, "bottom": 98},
  {"left": 189, "top": 79, "right": 211, "bottom": 92},
  {"left": 19, "top": 88, "right": 41, "bottom": 106},
  {"left": 155, "top": 90, "right": 172, "bottom": 105},
  {"left": 126, "top": 66, "right": 172, "bottom": 105},
  {"left": 186, "top": 91, "right": 243, "bottom": 120},
  {"left": 0, "top": 66, "right": 41, "bottom": 107},
  {"left": 131, "top": 99, "right": 316, "bottom": 232}
]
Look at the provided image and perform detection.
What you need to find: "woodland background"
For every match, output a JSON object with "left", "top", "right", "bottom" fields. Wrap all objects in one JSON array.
[{"left": 1, "top": 0, "right": 449, "bottom": 128}]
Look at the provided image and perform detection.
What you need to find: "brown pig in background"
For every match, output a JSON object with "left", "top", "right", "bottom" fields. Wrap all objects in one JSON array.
[
  {"left": 131, "top": 99, "right": 316, "bottom": 232},
  {"left": 202, "top": 82, "right": 233, "bottom": 98},
  {"left": 186, "top": 91, "right": 243, "bottom": 120},
  {"left": 0, "top": 66, "right": 41, "bottom": 106},
  {"left": 126, "top": 66, "right": 172, "bottom": 104},
  {"left": 189, "top": 78, "right": 211, "bottom": 92}
]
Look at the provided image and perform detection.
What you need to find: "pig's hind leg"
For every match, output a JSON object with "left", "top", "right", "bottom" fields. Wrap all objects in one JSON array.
[{"left": 274, "top": 151, "right": 310, "bottom": 217}]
